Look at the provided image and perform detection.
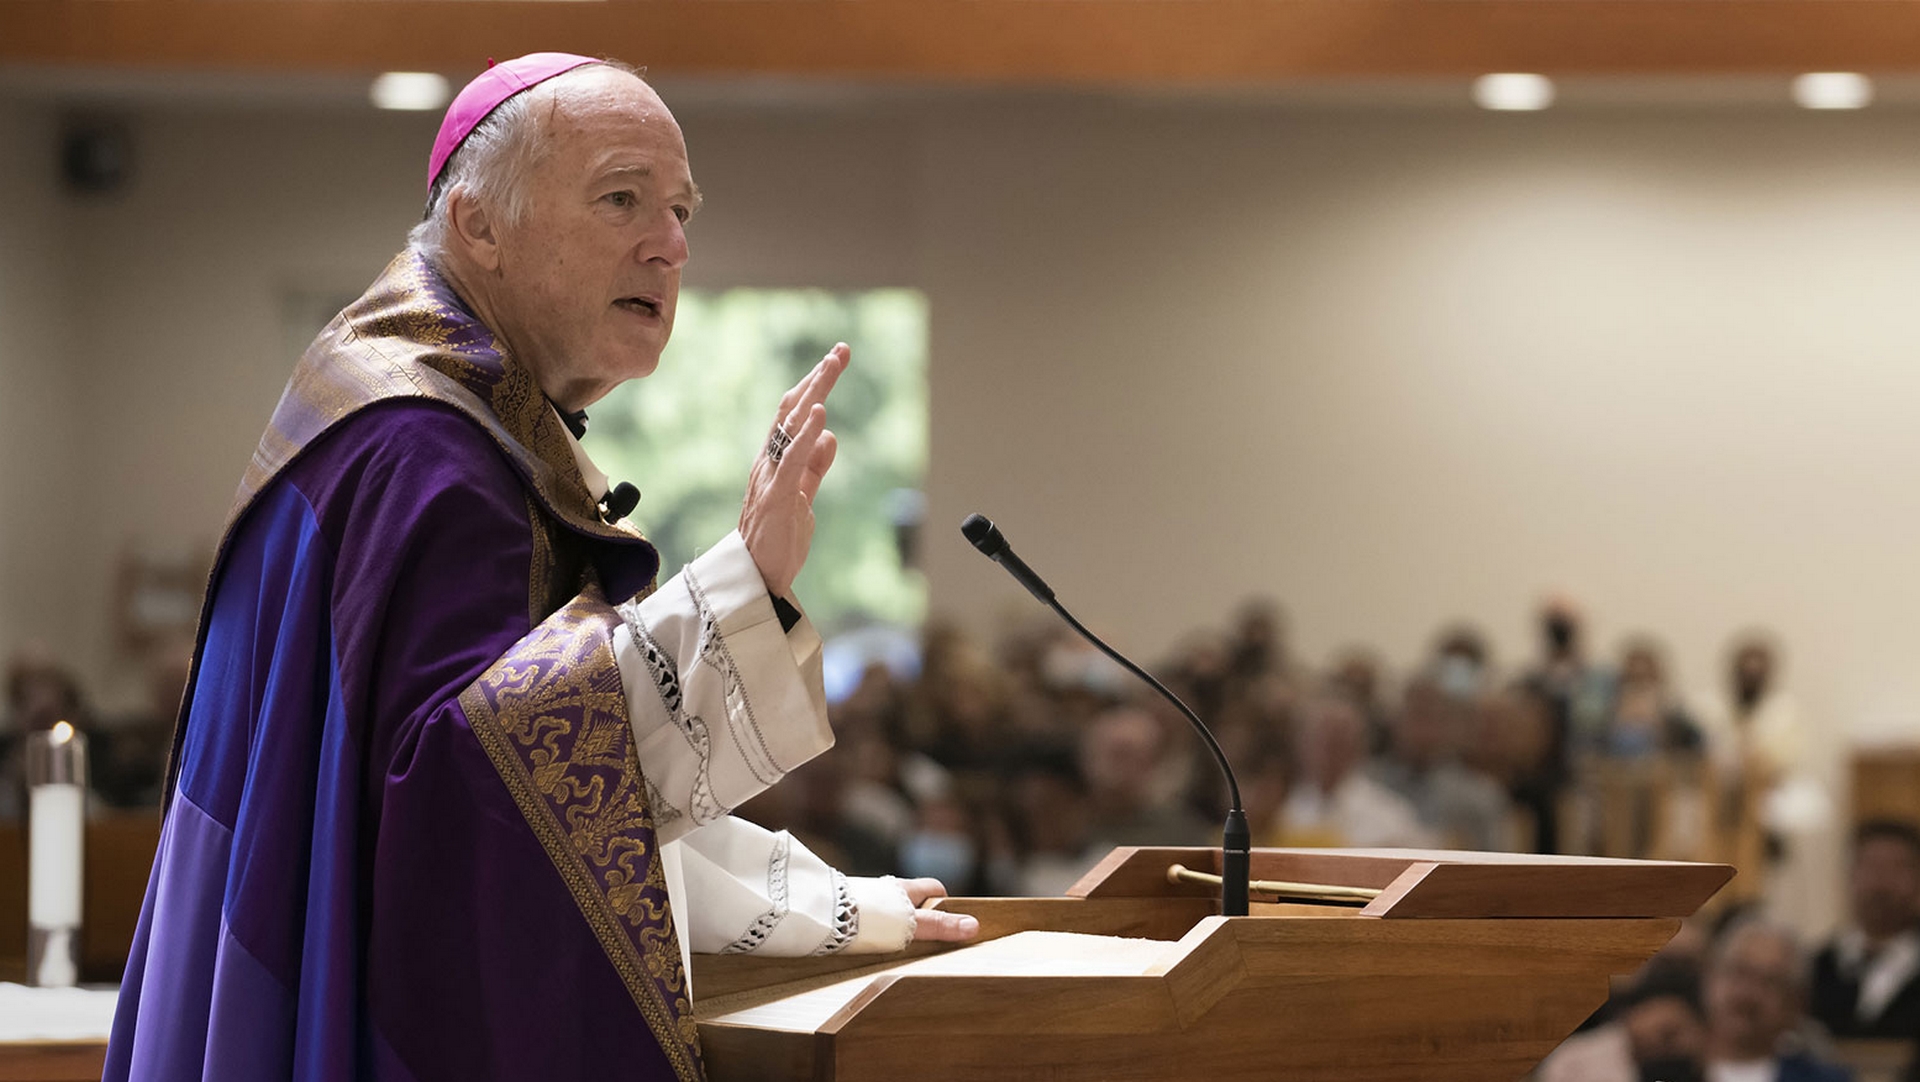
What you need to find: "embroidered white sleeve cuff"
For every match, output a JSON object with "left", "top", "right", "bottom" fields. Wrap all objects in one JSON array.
[
  {"left": 672, "top": 816, "right": 868, "bottom": 956},
  {"left": 612, "top": 529, "right": 833, "bottom": 845},
  {"left": 842, "top": 875, "right": 916, "bottom": 954}
]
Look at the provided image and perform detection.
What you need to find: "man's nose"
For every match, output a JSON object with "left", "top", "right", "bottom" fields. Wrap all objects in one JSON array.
[{"left": 642, "top": 211, "right": 689, "bottom": 269}]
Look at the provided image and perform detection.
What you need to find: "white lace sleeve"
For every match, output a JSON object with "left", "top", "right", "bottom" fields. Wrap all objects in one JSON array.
[
  {"left": 611, "top": 529, "right": 832, "bottom": 845},
  {"left": 672, "top": 816, "right": 917, "bottom": 957}
]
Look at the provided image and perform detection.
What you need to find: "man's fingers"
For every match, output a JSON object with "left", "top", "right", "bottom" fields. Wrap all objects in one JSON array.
[
  {"left": 798, "top": 431, "right": 838, "bottom": 503},
  {"left": 900, "top": 877, "right": 949, "bottom": 906},
  {"left": 781, "top": 344, "right": 848, "bottom": 434},
  {"left": 772, "top": 403, "right": 826, "bottom": 491},
  {"left": 771, "top": 353, "right": 823, "bottom": 431},
  {"left": 913, "top": 909, "right": 979, "bottom": 944}
]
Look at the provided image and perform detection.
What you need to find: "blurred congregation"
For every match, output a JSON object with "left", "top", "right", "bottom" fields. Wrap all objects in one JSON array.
[
  {"left": 741, "top": 598, "right": 1800, "bottom": 901},
  {"left": 9, "top": 585, "right": 1911, "bottom": 1080}
]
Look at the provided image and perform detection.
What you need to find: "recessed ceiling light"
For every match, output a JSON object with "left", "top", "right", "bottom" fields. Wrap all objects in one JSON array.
[
  {"left": 1792, "top": 72, "right": 1873, "bottom": 110},
  {"left": 370, "top": 72, "right": 451, "bottom": 112},
  {"left": 1472, "top": 73, "right": 1555, "bottom": 112}
]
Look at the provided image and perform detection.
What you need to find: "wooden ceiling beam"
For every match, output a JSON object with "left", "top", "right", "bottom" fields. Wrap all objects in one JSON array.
[{"left": 5, "top": 2, "right": 1920, "bottom": 83}]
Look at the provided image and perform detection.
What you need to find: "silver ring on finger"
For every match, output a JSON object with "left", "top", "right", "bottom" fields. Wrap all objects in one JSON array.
[{"left": 766, "top": 425, "right": 794, "bottom": 464}]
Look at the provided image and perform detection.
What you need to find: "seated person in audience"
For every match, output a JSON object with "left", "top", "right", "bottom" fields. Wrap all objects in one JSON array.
[
  {"left": 1465, "top": 688, "right": 1556, "bottom": 851},
  {"left": 1279, "top": 691, "right": 1435, "bottom": 848},
  {"left": 1537, "top": 959, "right": 1709, "bottom": 1082},
  {"left": 1603, "top": 639, "right": 1704, "bottom": 761},
  {"left": 1370, "top": 675, "right": 1517, "bottom": 851},
  {"left": 1704, "top": 918, "right": 1852, "bottom": 1082},
  {"left": 999, "top": 749, "right": 1100, "bottom": 896},
  {"left": 1431, "top": 623, "right": 1495, "bottom": 701},
  {"left": 1811, "top": 820, "right": 1920, "bottom": 1040},
  {"left": 1329, "top": 646, "right": 1394, "bottom": 756},
  {"left": 1079, "top": 705, "right": 1213, "bottom": 849}
]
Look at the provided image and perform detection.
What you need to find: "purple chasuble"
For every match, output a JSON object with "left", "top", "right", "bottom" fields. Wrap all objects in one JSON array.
[{"left": 105, "top": 253, "right": 703, "bottom": 1081}]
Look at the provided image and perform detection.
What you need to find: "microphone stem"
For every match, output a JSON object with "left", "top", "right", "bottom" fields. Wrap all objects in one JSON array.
[
  {"left": 1047, "top": 601, "right": 1242, "bottom": 812},
  {"left": 1046, "top": 600, "right": 1253, "bottom": 917}
]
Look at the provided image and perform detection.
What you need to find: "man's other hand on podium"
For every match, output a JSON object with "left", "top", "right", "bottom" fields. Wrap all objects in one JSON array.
[{"left": 903, "top": 878, "right": 981, "bottom": 944}]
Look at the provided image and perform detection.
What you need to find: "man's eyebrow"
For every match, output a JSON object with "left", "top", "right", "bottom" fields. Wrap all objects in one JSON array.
[{"left": 598, "top": 165, "right": 703, "bottom": 211}]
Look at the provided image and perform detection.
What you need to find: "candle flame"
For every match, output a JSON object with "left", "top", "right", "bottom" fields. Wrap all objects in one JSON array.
[{"left": 50, "top": 721, "right": 74, "bottom": 745}]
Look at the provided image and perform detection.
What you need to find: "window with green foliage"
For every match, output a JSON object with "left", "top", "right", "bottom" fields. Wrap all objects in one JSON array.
[{"left": 587, "top": 289, "right": 929, "bottom": 635}]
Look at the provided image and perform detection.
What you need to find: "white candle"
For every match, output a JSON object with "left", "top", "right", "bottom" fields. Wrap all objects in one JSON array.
[{"left": 29, "top": 782, "right": 85, "bottom": 929}]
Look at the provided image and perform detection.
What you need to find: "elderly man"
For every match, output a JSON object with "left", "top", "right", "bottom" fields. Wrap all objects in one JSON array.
[
  {"left": 1278, "top": 692, "right": 1434, "bottom": 849},
  {"left": 105, "top": 54, "right": 972, "bottom": 1082},
  {"left": 1704, "top": 919, "right": 1850, "bottom": 1082}
]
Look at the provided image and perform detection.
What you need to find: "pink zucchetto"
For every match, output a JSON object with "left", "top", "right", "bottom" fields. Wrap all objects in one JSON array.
[{"left": 428, "top": 52, "right": 601, "bottom": 192}]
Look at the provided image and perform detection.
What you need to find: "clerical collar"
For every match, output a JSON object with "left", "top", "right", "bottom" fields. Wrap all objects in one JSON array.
[
  {"left": 553, "top": 401, "right": 590, "bottom": 440},
  {"left": 548, "top": 401, "right": 643, "bottom": 524}
]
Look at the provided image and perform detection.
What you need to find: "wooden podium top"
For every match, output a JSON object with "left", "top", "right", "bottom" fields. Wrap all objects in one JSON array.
[
  {"left": 692, "top": 847, "right": 1733, "bottom": 1082},
  {"left": 1072, "top": 845, "right": 1734, "bottom": 918}
]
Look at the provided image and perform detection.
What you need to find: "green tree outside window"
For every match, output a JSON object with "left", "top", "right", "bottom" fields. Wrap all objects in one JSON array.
[{"left": 589, "top": 289, "right": 929, "bottom": 634}]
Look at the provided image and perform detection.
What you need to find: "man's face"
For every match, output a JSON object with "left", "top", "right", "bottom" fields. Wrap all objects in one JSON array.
[
  {"left": 1851, "top": 836, "right": 1920, "bottom": 938},
  {"left": 1705, "top": 931, "right": 1800, "bottom": 1056},
  {"left": 491, "top": 68, "right": 698, "bottom": 405},
  {"left": 1624, "top": 995, "right": 1706, "bottom": 1066}
]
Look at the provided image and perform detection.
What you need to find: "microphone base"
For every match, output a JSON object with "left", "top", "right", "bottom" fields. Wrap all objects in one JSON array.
[{"left": 1221, "top": 808, "right": 1252, "bottom": 917}]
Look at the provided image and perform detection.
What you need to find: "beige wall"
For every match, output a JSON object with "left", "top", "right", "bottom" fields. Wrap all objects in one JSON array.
[
  {"left": 0, "top": 101, "right": 82, "bottom": 668},
  {"left": 8, "top": 87, "right": 1920, "bottom": 926},
  {"left": 922, "top": 103, "right": 1920, "bottom": 757}
]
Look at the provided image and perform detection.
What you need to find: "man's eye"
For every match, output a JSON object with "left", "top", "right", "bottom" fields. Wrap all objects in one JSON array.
[
  {"left": 672, "top": 205, "right": 690, "bottom": 224},
  {"left": 606, "top": 191, "right": 635, "bottom": 208}
]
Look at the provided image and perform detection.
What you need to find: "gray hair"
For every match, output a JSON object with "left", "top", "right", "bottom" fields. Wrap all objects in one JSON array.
[
  {"left": 407, "top": 60, "right": 644, "bottom": 263},
  {"left": 1710, "top": 914, "right": 1810, "bottom": 997}
]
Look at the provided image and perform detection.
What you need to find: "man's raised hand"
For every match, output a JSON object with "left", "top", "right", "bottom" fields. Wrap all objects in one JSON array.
[{"left": 740, "top": 344, "right": 846, "bottom": 599}]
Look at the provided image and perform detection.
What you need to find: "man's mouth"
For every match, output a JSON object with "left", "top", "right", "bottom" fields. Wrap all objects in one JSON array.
[{"left": 616, "top": 296, "right": 662, "bottom": 318}]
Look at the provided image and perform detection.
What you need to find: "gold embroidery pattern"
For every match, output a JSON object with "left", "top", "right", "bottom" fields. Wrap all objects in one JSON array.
[
  {"left": 458, "top": 587, "right": 704, "bottom": 1082},
  {"left": 525, "top": 494, "right": 555, "bottom": 626},
  {"left": 222, "top": 249, "right": 652, "bottom": 556}
]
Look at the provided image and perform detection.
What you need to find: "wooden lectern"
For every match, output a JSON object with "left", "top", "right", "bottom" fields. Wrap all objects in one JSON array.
[{"left": 693, "top": 846, "right": 1731, "bottom": 1082}]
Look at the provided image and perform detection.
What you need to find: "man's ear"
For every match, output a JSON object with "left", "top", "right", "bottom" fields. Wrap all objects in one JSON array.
[{"left": 446, "top": 185, "right": 502, "bottom": 272}]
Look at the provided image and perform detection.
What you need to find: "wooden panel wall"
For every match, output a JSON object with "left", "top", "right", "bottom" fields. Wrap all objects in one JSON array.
[
  {"left": 4, "top": 2, "right": 1920, "bottom": 82},
  {"left": 1854, "top": 748, "right": 1920, "bottom": 831}
]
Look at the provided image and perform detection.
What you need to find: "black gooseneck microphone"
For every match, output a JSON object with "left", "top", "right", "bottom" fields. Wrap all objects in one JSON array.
[{"left": 960, "top": 512, "right": 1251, "bottom": 917}]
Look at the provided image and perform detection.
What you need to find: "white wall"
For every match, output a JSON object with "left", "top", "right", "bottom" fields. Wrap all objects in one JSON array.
[{"left": 11, "top": 87, "right": 1920, "bottom": 927}]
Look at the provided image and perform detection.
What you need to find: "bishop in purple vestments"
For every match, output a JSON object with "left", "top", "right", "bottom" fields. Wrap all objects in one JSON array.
[{"left": 104, "top": 53, "right": 976, "bottom": 1082}]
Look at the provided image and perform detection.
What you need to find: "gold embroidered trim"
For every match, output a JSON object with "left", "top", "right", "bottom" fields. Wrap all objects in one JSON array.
[
  {"left": 525, "top": 494, "right": 555, "bottom": 626},
  {"left": 223, "top": 250, "right": 648, "bottom": 550},
  {"left": 458, "top": 596, "right": 704, "bottom": 1082}
]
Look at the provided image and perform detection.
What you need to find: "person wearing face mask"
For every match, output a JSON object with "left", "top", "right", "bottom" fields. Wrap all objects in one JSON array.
[{"left": 1536, "top": 959, "right": 1711, "bottom": 1082}]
